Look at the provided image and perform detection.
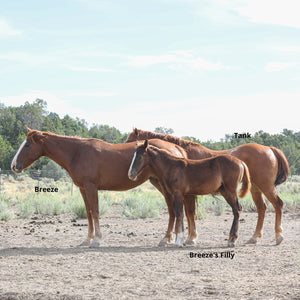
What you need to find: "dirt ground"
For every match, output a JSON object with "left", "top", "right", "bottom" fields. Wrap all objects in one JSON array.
[{"left": 0, "top": 205, "right": 299, "bottom": 300}]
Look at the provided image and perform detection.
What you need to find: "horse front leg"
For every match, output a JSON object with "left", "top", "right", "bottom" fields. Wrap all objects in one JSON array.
[
  {"left": 149, "top": 178, "right": 175, "bottom": 246},
  {"left": 78, "top": 188, "right": 94, "bottom": 246},
  {"left": 158, "top": 192, "right": 176, "bottom": 246},
  {"left": 84, "top": 184, "right": 102, "bottom": 248},
  {"left": 174, "top": 190, "right": 185, "bottom": 247}
]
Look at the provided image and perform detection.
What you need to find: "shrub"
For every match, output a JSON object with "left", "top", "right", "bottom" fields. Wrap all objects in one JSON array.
[
  {"left": 18, "top": 199, "right": 35, "bottom": 218},
  {"left": 68, "top": 195, "right": 87, "bottom": 218},
  {"left": 0, "top": 200, "right": 14, "bottom": 221},
  {"left": 195, "top": 196, "right": 208, "bottom": 220},
  {"left": 121, "top": 191, "right": 164, "bottom": 219},
  {"left": 67, "top": 192, "right": 112, "bottom": 219},
  {"left": 17, "top": 194, "right": 65, "bottom": 218}
]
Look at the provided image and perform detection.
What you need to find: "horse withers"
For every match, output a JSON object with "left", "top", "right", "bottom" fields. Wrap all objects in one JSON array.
[{"left": 128, "top": 140, "right": 251, "bottom": 247}]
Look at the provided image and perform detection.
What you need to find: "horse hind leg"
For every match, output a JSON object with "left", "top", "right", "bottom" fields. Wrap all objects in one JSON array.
[
  {"left": 246, "top": 185, "right": 267, "bottom": 244},
  {"left": 184, "top": 195, "right": 198, "bottom": 245},
  {"left": 220, "top": 189, "right": 242, "bottom": 247},
  {"left": 263, "top": 188, "right": 284, "bottom": 245},
  {"left": 228, "top": 200, "right": 242, "bottom": 247}
]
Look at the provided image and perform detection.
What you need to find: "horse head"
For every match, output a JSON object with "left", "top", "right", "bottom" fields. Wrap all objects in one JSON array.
[
  {"left": 11, "top": 127, "right": 47, "bottom": 173},
  {"left": 128, "top": 139, "right": 149, "bottom": 181},
  {"left": 125, "top": 128, "right": 139, "bottom": 143}
]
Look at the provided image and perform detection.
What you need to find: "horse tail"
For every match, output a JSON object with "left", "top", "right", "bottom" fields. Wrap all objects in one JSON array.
[
  {"left": 270, "top": 147, "right": 290, "bottom": 186},
  {"left": 238, "top": 162, "right": 251, "bottom": 198}
]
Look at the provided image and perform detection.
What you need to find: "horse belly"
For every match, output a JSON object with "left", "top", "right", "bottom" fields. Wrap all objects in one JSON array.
[{"left": 187, "top": 175, "right": 221, "bottom": 196}]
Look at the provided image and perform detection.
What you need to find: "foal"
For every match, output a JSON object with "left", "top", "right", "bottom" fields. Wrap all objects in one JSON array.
[{"left": 128, "top": 140, "right": 251, "bottom": 247}]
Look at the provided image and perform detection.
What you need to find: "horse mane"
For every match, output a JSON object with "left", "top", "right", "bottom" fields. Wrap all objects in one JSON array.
[
  {"left": 28, "top": 129, "right": 85, "bottom": 140},
  {"left": 147, "top": 144, "right": 187, "bottom": 162},
  {"left": 135, "top": 128, "right": 199, "bottom": 148}
]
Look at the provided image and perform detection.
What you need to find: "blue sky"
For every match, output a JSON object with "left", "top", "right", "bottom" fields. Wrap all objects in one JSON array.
[{"left": 1, "top": 0, "right": 300, "bottom": 140}]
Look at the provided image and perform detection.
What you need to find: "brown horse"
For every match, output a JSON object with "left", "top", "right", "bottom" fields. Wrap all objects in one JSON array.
[
  {"left": 128, "top": 140, "right": 251, "bottom": 247},
  {"left": 126, "top": 128, "right": 289, "bottom": 245},
  {"left": 11, "top": 127, "right": 187, "bottom": 247}
]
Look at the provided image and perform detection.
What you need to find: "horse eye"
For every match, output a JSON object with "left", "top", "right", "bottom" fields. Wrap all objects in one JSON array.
[{"left": 24, "top": 143, "right": 30, "bottom": 148}]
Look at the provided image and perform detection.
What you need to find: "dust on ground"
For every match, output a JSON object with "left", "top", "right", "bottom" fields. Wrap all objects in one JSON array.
[{"left": 0, "top": 205, "right": 299, "bottom": 299}]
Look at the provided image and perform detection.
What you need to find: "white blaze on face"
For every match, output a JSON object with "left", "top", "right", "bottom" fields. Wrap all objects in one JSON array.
[
  {"left": 11, "top": 139, "right": 26, "bottom": 171},
  {"left": 128, "top": 151, "right": 137, "bottom": 180}
]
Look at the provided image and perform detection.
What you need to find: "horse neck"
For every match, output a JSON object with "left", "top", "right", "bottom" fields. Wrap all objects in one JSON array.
[
  {"left": 186, "top": 144, "right": 214, "bottom": 159},
  {"left": 147, "top": 147, "right": 175, "bottom": 177},
  {"left": 138, "top": 130, "right": 214, "bottom": 159},
  {"left": 42, "top": 135, "right": 79, "bottom": 172}
]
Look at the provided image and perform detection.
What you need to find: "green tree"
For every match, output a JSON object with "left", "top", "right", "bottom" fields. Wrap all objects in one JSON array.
[
  {"left": 154, "top": 127, "right": 174, "bottom": 135},
  {"left": 89, "top": 124, "right": 125, "bottom": 143}
]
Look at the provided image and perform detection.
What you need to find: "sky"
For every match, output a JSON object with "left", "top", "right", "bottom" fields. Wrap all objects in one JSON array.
[{"left": 0, "top": 0, "right": 300, "bottom": 141}]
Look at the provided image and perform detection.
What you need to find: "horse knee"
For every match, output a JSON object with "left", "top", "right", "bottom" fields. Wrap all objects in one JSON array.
[
  {"left": 275, "top": 196, "right": 283, "bottom": 210},
  {"left": 237, "top": 201, "right": 242, "bottom": 213},
  {"left": 174, "top": 191, "right": 183, "bottom": 217}
]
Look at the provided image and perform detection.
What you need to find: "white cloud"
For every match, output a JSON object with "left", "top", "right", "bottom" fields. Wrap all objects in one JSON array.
[
  {"left": 68, "top": 66, "right": 116, "bottom": 72},
  {"left": 192, "top": 0, "right": 300, "bottom": 28},
  {"left": 274, "top": 46, "right": 300, "bottom": 53},
  {"left": 235, "top": 0, "right": 300, "bottom": 29},
  {"left": 264, "top": 61, "right": 299, "bottom": 72},
  {"left": 291, "top": 77, "right": 300, "bottom": 81},
  {"left": 83, "top": 90, "right": 299, "bottom": 141},
  {"left": 125, "top": 51, "right": 226, "bottom": 71},
  {"left": 126, "top": 54, "right": 177, "bottom": 67},
  {"left": 2, "top": 89, "right": 299, "bottom": 140},
  {"left": 0, "top": 19, "right": 21, "bottom": 37},
  {"left": 1, "top": 90, "right": 117, "bottom": 124},
  {"left": 67, "top": 91, "right": 118, "bottom": 97}
]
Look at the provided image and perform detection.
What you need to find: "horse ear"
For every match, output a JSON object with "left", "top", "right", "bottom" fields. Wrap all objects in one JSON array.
[
  {"left": 25, "top": 126, "right": 32, "bottom": 133},
  {"left": 144, "top": 139, "right": 149, "bottom": 149},
  {"left": 31, "top": 131, "right": 47, "bottom": 143},
  {"left": 134, "top": 128, "right": 138, "bottom": 136}
]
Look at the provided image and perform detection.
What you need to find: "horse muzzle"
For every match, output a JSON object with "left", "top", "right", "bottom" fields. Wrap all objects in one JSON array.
[
  {"left": 11, "top": 163, "right": 23, "bottom": 174},
  {"left": 128, "top": 171, "right": 137, "bottom": 181}
]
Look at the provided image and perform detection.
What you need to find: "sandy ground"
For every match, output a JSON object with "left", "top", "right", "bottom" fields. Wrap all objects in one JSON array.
[{"left": 0, "top": 205, "right": 299, "bottom": 300}]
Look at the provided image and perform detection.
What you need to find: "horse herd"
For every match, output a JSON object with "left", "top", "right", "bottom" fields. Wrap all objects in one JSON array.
[{"left": 11, "top": 127, "right": 289, "bottom": 248}]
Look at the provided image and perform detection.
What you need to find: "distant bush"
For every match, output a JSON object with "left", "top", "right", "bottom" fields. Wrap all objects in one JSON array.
[
  {"left": 67, "top": 192, "right": 112, "bottom": 219},
  {"left": 68, "top": 194, "right": 86, "bottom": 218},
  {"left": 17, "top": 194, "right": 66, "bottom": 218},
  {"left": 0, "top": 199, "right": 14, "bottom": 221},
  {"left": 121, "top": 191, "right": 164, "bottom": 219}
]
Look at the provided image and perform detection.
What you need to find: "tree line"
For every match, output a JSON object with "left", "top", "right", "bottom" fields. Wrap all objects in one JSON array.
[{"left": 0, "top": 99, "right": 299, "bottom": 175}]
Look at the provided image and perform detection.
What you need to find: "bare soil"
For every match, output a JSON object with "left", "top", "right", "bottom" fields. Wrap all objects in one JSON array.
[{"left": 0, "top": 205, "right": 299, "bottom": 299}]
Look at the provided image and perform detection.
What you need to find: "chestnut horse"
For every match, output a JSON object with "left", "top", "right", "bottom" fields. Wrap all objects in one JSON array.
[
  {"left": 11, "top": 127, "right": 187, "bottom": 247},
  {"left": 126, "top": 128, "right": 289, "bottom": 245},
  {"left": 128, "top": 140, "right": 251, "bottom": 247}
]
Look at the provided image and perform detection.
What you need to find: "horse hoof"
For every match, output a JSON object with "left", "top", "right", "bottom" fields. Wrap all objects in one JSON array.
[
  {"left": 78, "top": 238, "right": 91, "bottom": 247},
  {"left": 158, "top": 237, "right": 174, "bottom": 247},
  {"left": 89, "top": 238, "right": 100, "bottom": 248},
  {"left": 185, "top": 238, "right": 197, "bottom": 245},
  {"left": 175, "top": 239, "right": 184, "bottom": 248},
  {"left": 158, "top": 238, "right": 168, "bottom": 247},
  {"left": 174, "top": 232, "right": 184, "bottom": 248},
  {"left": 228, "top": 242, "right": 235, "bottom": 247},
  {"left": 246, "top": 237, "right": 258, "bottom": 244},
  {"left": 276, "top": 233, "right": 284, "bottom": 245}
]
